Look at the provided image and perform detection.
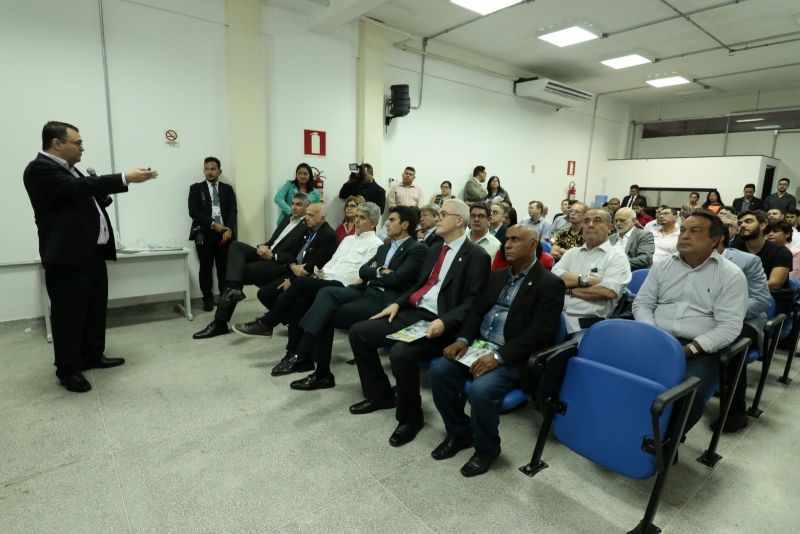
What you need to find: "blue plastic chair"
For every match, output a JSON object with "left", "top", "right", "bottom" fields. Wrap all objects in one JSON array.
[
  {"left": 625, "top": 268, "right": 650, "bottom": 299},
  {"left": 540, "top": 241, "right": 552, "bottom": 254},
  {"left": 778, "top": 278, "right": 800, "bottom": 385},
  {"left": 748, "top": 292, "right": 790, "bottom": 417},
  {"left": 464, "top": 314, "right": 568, "bottom": 413},
  {"left": 519, "top": 320, "right": 702, "bottom": 534}
]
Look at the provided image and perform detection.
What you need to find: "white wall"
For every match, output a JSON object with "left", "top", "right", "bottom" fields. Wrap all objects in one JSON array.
[{"left": 382, "top": 46, "right": 631, "bottom": 219}]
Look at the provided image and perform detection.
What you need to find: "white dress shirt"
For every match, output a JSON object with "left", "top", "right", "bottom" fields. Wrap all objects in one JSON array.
[
  {"left": 418, "top": 234, "right": 467, "bottom": 315},
  {"left": 319, "top": 230, "right": 382, "bottom": 286}
]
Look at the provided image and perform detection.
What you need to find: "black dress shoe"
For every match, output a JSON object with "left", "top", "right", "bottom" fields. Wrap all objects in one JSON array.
[
  {"left": 192, "top": 321, "right": 229, "bottom": 339},
  {"left": 57, "top": 372, "right": 92, "bottom": 393},
  {"left": 271, "top": 354, "right": 314, "bottom": 376},
  {"left": 233, "top": 318, "right": 273, "bottom": 338},
  {"left": 202, "top": 297, "right": 214, "bottom": 311},
  {"left": 711, "top": 413, "right": 749, "bottom": 433},
  {"left": 431, "top": 434, "right": 473, "bottom": 460},
  {"left": 389, "top": 418, "right": 425, "bottom": 447},
  {"left": 220, "top": 288, "right": 246, "bottom": 304},
  {"left": 82, "top": 356, "right": 125, "bottom": 370},
  {"left": 290, "top": 372, "right": 335, "bottom": 391},
  {"left": 460, "top": 450, "right": 500, "bottom": 477},
  {"left": 349, "top": 395, "right": 396, "bottom": 415}
]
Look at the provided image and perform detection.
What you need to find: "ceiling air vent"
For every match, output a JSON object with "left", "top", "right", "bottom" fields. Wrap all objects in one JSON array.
[{"left": 514, "top": 78, "right": 594, "bottom": 108}]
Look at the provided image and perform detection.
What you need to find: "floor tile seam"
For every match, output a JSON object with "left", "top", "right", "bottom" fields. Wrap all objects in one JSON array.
[
  {"left": 0, "top": 459, "right": 82, "bottom": 488},
  {"left": 95, "top": 384, "right": 134, "bottom": 534},
  {"left": 373, "top": 466, "right": 437, "bottom": 533}
]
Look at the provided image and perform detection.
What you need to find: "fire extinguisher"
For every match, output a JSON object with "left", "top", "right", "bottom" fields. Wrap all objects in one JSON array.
[
  {"left": 312, "top": 167, "right": 325, "bottom": 202},
  {"left": 567, "top": 181, "right": 577, "bottom": 200}
]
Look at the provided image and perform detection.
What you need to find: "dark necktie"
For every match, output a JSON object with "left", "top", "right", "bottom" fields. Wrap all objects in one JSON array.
[
  {"left": 212, "top": 183, "right": 221, "bottom": 223},
  {"left": 408, "top": 244, "right": 450, "bottom": 307},
  {"left": 296, "top": 230, "right": 317, "bottom": 263}
]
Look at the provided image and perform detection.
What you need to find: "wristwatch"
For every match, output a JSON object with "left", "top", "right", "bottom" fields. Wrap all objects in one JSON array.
[
  {"left": 578, "top": 273, "right": 590, "bottom": 287},
  {"left": 492, "top": 352, "right": 502, "bottom": 364},
  {"left": 687, "top": 342, "right": 701, "bottom": 356}
]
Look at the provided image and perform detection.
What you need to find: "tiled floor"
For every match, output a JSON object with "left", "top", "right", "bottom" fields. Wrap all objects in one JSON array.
[{"left": 2, "top": 298, "right": 799, "bottom": 533}]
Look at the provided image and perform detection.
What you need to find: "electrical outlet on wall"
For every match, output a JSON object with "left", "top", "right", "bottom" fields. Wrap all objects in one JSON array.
[{"left": 530, "top": 164, "right": 536, "bottom": 173}]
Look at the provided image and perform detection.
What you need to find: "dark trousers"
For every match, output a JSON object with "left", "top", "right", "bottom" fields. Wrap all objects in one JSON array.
[
  {"left": 44, "top": 248, "right": 108, "bottom": 375},
  {"left": 295, "top": 286, "right": 391, "bottom": 376},
  {"left": 349, "top": 308, "right": 450, "bottom": 423},
  {"left": 195, "top": 231, "right": 229, "bottom": 299},
  {"left": 429, "top": 356, "right": 522, "bottom": 456},
  {"left": 214, "top": 241, "right": 288, "bottom": 323},
  {"left": 257, "top": 278, "right": 290, "bottom": 311}
]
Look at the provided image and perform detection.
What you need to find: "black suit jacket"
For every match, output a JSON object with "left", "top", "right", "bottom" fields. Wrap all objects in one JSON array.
[
  {"left": 188, "top": 180, "right": 237, "bottom": 239},
  {"left": 732, "top": 196, "right": 764, "bottom": 213},
  {"left": 358, "top": 237, "right": 427, "bottom": 298},
  {"left": 297, "top": 222, "right": 338, "bottom": 276},
  {"left": 395, "top": 239, "right": 490, "bottom": 332},
  {"left": 621, "top": 194, "right": 648, "bottom": 208},
  {"left": 24, "top": 153, "right": 127, "bottom": 266},
  {"left": 423, "top": 229, "right": 443, "bottom": 247},
  {"left": 458, "top": 262, "right": 565, "bottom": 387},
  {"left": 266, "top": 217, "right": 309, "bottom": 265},
  {"left": 493, "top": 224, "right": 507, "bottom": 243}
]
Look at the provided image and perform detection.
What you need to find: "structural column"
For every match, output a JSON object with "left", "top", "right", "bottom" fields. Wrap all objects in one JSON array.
[{"left": 356, "top": 20, "right": 386, "bottom": 182}]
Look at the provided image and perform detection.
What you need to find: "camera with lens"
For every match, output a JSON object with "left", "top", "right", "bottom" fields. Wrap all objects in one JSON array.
[{"left": 348, "top": 162, "right": 365, "bottom": 181}]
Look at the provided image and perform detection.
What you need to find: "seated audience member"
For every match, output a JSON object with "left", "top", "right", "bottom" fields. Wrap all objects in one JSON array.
[
  {"left": 339, "top": 162, "right": 386, "bottom": 212},
  {"left": 736, "top": 210, "right": 792, "bottom": 313},
  {"left": 418, "top": 205, "right": 443, "bottom": 247},
  {"left": 347, "top": 199, "right": 490, "bottom": 448},
  {"left": 491, "top": 241, "right": 553, "bottom": 273},
  {"left": 335, "top": 195, "right": 364, "bottom": 242},
  {"left": 274, "top": 163, "right": 320, "bottom": 225},
  {"left": 485, "top": 175, "right": 509, "bottom": 204},
  {"left": 622, "top": 184, "right": 647, "bottom": 208},
  {"left": 387, "top": 166, "right": 423, "bottom": 208},
  {"left": 503, "top": 206, "right": 518, "bottom": 229},
  {"left": 193, "top": 202, "right": 337, "bottom": 339},
  {"left": 633, "top": 212, "right": 748, "bottom": 434},
  {"left": 428, "top": 225, "right": 565, "bottom": 477},
  {"left": 488, "top": 202, "right": 507, "bottom": 243},
  {"left": 632, "top": 199, "right": 653, "bottom": 228},
  {"left": 681, "top": 191, "right": 701, "bottom": 219},
  {"left": 551, "top": 198, "right": 572, "bottom": 233},
  {"left": 522, "top": 200, "right": 552, "bottom": 241},
  {"left": 701, "top": 190, "right": 724, "bottom": 214},
  {"left": 766, "top": 208, "right": 784, "bottom": 224},
  {"left": 552, "top": 209, "right": 631, "bottom": 341},
  {"left": 763, "top": 177, "right": 797, "bottom": 214},
  {"left": 431, "top": 180, "right": 457, "bottom": 207},
  {"left": 606, "top": 197, "right": 621, "bottom": 218},
  {"left": 786, "top": 208, "right": 800, "bottom": 229},
  {"left": 468, "top": 202, "right": 501, "bottom": 258},
  {"left": 550, "top": 202, "right": 588, "bottom": 261},
  {"left": 236, "top": 207, "right": 424, "bottom": 386},
  {"left": 609, "top": 207, "right": 655, "bottom": 270},
  {"left": 733, "top": 183, "right": 763, "bottom": 213},
  {"left": 717, "top": 225, "right": 770, "bottom": 432},
  {"left": 463, "top": 166, "right": 488, "bottom": 204},
  {"left": 652, "top": 207, "right": 680, "bottom": 263},
  {"left": 765, "top": 220, "right": 800, "bottom": 282}
]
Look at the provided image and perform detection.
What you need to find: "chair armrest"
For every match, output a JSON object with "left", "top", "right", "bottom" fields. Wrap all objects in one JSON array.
[
  {"left": 649, "top": 376, "right": 701, "bottom": 472},
  {"left": 717, "top": 337, "right": 751, "bottom": 369},
  {"left": 527, "top": 341, "right": 579, "bottom": 410},
  {"left": 651, "top": 376, "right": 701, "bottom": 418}
]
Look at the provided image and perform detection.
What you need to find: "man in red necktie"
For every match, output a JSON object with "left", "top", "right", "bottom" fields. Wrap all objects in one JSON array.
[{"left": 347, "top": 199, "right": 491, "bottom": 448}]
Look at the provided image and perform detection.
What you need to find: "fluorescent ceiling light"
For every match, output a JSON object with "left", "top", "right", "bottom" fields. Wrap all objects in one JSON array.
[
  {"left": 538, "top": 26, "right": 600, "bottom": 47},
  {"left": 736, "top": 117, "right": 764, "bottom": 123},
  {"left": 753, "top": 124, "right": 781, "bottom": 130},
  {"left": 646, "top": 76, "right": 691, "bottom": 88},
  {"left": 600, "top": 54, "right": 652, "bottom": 69},
  {"left": 450, "top": 0, "right": 524, "bottom": 15}
]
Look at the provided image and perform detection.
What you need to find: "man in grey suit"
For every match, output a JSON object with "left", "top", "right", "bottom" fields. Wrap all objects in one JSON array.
[
  {"left": 463, "top": 165, "right": 488, "bottom": 205},
  {"left": 609, "top": 207, "right": 654, "bottom": 270}
]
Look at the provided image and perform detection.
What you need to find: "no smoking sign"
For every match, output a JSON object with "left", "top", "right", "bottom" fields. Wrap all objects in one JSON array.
[{"left": 164, "top": 129, "right": 180, "bottom": 147}]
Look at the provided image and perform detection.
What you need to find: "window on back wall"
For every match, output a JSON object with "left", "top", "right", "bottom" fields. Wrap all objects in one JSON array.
[{"left": 640, "top": 109, "right": 800, "bottom": 138}]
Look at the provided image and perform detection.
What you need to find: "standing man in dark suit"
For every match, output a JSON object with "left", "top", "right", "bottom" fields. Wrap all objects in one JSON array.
[
  {"left": 621, "top": 184, "right": 648, "bottom": 209},
  {"left": 428, "top": 225, "right": 565, "bottom": 476},
  {"left": 732, "top": 183, "right": 763, "bottom": 213},
  {"left": 348, "top": 199, "right": 491, "bottom": 448},
  {"left": 188, "top": 157, "right": 237, "bottom": 311},
  {"left": 192, "top": 195, "right": 318, "bottom": 339},
  {"left": 23, "top": 121, "right": 157, "bottom": 392}
]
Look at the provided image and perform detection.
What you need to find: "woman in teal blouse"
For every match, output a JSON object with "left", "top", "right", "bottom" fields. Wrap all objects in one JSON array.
[{"left": 274, "top": 163, "right": 320, "bottom": 224}]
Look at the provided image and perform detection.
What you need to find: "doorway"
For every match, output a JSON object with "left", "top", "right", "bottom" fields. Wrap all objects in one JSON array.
[{"left": 762, "top": 165, "right": 776, "bottom": 199}]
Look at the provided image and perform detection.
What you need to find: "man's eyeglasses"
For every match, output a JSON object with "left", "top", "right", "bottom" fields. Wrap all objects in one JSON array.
[
  {"left": 471, "top": 213, "right": 487, "bottom": 219},
  {"left": 345, "top": 203, "right": 357, "bottom": 208},
  {"left": 439, "top": 211, "right": 460, "bottom": 219}
]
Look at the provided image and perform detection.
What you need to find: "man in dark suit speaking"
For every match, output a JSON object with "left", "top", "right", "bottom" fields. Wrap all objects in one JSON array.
[
  {"left": 188, "top": 157, "right": 237, "bottom": 311},
  {"left": 23, "top": 121, "right": 157, "bottom": 393}
]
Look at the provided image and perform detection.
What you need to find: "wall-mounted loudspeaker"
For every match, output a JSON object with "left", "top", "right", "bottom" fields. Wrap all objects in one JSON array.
[{"left": 385, "top": 84, "right": 410, "bottom": 126}]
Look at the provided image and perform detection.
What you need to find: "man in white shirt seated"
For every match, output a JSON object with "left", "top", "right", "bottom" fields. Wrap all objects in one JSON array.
[
  {"left": 651, "top": 207, "right": 680, "bottom": 263},
  {"left": 552, "top": 208, "right": 631, "bottom": 342},
  {"left": 633, "top": 211, "right": 748, "bottom": 433},
  {"left": 468, "top": 202, "right": 501, "bottom": 258}
]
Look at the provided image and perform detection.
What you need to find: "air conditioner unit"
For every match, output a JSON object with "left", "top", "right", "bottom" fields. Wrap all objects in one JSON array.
[{"left": 514, "top": 78, "right": 593, "bottom": 108}]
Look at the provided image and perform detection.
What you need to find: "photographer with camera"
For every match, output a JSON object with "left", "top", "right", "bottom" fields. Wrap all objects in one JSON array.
[{"left": 338, "top": 162, "right": 386, "bottom": 213}]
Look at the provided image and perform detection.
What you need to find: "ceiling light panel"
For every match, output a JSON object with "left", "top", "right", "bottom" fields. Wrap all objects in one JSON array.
[
  {"left": 538, "top": 25, "right": 600, "bottom": 47},
  {"left": 735, "top": 118, "right": 764, "bottom": 123},
  {"left": 753, "top": 124, "right": 781, "bottom": 130},
  {"left": 450, "top": 0, "right": 524, "bottom": 16},
  {"left": 646, "top": 76, "right": 691, "bottom": 88},
  {"left": 600, "top": 54, "right": 652, "bottom": 70}
]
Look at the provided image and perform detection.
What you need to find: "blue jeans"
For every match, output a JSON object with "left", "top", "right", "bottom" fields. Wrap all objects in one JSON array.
[
  {"left": 684, "top": 354, "right": 719, "bottom": 431},
  {"left": 429, "top": 357, "right": 522, "bottom": 456}
]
